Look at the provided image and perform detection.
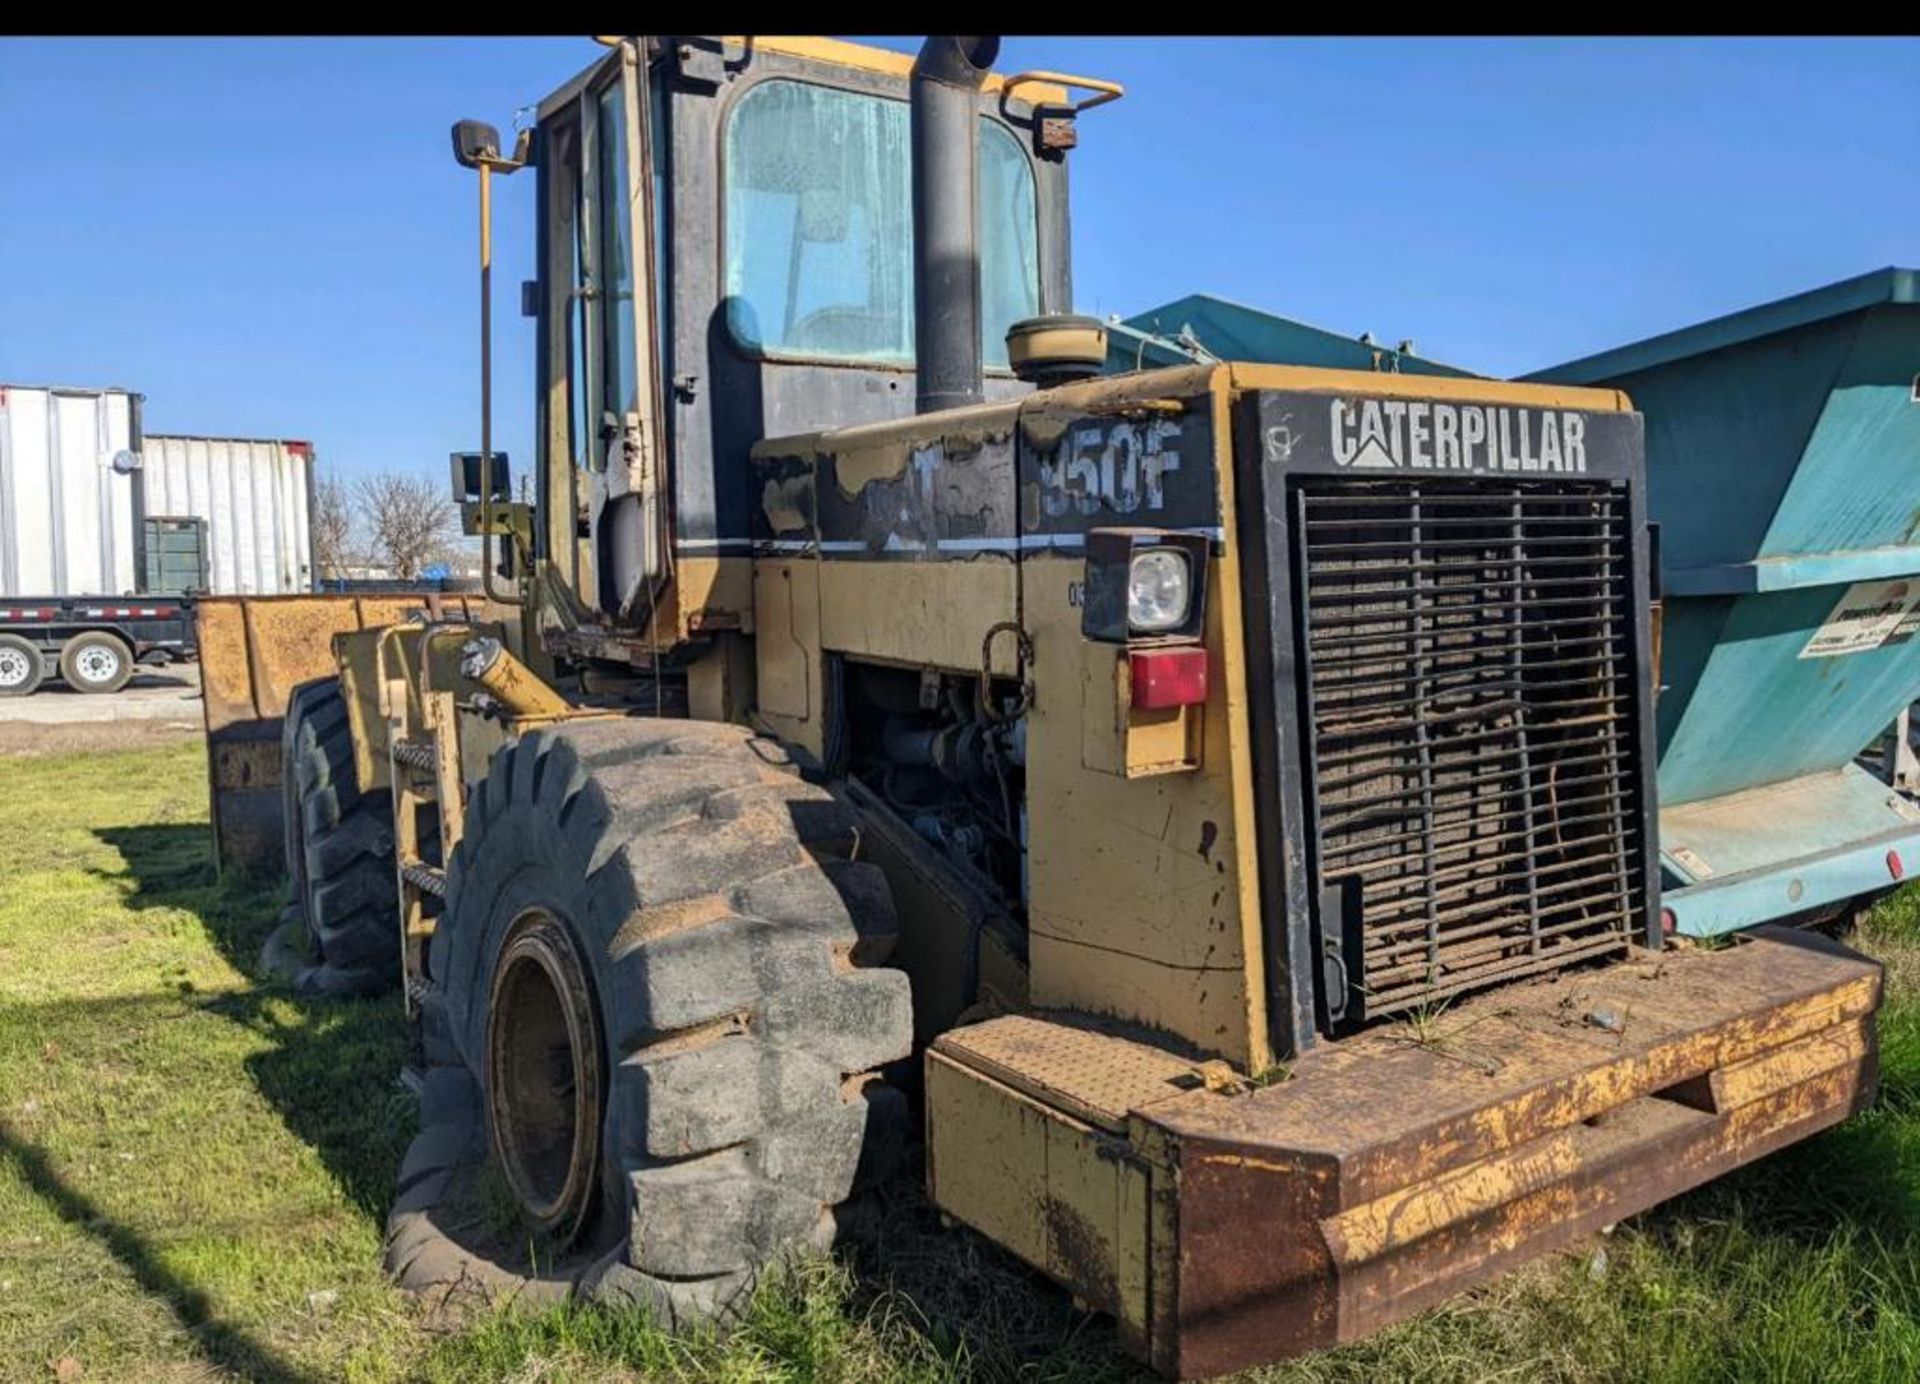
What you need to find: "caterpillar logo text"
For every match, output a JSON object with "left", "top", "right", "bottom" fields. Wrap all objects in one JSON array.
[{"left": 1330, "top": 397, "right": 1589, "bottom": 474}]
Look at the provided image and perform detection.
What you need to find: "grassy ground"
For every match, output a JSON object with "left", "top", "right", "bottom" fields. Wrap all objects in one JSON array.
[{"left": 5, "top": 738, "right": 1920, "bottom": 1382}]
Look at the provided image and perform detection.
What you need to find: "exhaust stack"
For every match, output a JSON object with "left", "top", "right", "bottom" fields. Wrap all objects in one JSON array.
[{"left": 911, "top": 36, "right": 999, "bottom": 415}]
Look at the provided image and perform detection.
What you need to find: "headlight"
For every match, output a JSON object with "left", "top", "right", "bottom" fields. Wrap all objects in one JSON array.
[
  {"left": 1128, "top": 548, "right": 1191, "bottom": 632},
  {"left": 1081, "top": 529, "right": 1209, "bottom": 643}
]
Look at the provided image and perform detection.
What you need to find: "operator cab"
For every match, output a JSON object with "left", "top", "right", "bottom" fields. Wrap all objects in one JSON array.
[{"left": 474, "top": 37, "right": 1108, "bottom": 642}]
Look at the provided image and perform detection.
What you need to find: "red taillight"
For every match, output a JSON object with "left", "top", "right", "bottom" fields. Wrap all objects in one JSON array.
[
  {"left": 1130, "top": 646, "right": 1209, "bottom": 710},
  {"left": 1890, "top": 850, "right": 1905, "bottom": 881},
  {"left": 1660, "top": 907, "right": 1677, "bottom": 935}
]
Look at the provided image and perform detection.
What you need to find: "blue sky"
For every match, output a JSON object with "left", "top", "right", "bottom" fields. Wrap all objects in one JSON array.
[{"left": 2, "top": 36, "right": 1914, "bottom": 485}]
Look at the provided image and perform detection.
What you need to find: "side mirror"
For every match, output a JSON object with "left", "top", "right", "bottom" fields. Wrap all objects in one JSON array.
[
  {"left": 451, "top": 119, "right": 503, "bottom": 170},
  {"left": 450, "top": 451, "right": 511, "bottom": 504}
]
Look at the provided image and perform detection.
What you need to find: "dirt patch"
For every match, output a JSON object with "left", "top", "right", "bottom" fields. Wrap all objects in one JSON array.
[{"left": 0, "top": 719, "right": 201, "bottom": 757}]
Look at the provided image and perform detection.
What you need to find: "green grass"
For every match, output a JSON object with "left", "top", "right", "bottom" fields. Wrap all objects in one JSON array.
[{"left": 5, "top": 739, "right": 1920, "bottom": 1381}]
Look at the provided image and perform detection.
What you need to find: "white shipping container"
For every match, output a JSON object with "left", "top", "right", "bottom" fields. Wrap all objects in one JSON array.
[
  {"left": 142, "top": 435, "right": 315, "bottom": 595},
  {"left": 0, "top": 385, "right": 140, "bottom": 596}
]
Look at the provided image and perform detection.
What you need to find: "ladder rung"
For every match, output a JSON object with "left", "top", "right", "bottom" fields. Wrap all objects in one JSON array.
[{"left": 400, "top": 860, "right": 447, "bottom": 897}]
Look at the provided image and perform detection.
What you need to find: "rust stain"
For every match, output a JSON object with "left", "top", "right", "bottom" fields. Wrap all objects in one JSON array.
[{"left": 1043, "top": 1196, "right": 1120, "bottom": 1314}]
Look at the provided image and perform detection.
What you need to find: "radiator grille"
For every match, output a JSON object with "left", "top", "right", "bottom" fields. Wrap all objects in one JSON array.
[{"left": 1297, "top": 480, "right": 1645, "bottom": 1019}]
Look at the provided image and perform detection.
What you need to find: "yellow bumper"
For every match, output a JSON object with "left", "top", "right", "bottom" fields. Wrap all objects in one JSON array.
[{"left": 927, "top": 928, "right": 1880, "bottom": 1377}]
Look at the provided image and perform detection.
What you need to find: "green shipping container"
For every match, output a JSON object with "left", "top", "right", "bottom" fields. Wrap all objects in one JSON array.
[{"left": 142, "top": 515, "right": 209, "bottom": 595}]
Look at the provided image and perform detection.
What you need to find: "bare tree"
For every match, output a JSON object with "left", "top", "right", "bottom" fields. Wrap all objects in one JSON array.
[
  {"left": 355, "top": 471, "right": 458, "bottom": 581},
  {"left": 311, "top": 471, "right": 358, "bottom": 582}
]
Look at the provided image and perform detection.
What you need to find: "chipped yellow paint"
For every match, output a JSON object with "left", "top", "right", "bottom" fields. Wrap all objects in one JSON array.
[
  {"left": 738, "top": 360, "right": 1649, "bottom": 1072},
  {"left": 819, "top": 559, "right": 1019, "bottom": 675},
  {"left": 826, "top": 440, "right": 911, "bottom": 495},
  {"left": 1018, "top": 366, "right": 1218, "bottom": 452},
  {"left": 666, "top": 553, "right": 754, "bottom": 639},
  {"left": 924, "top": 934, "right": 1877, "bottom": 1374},
  {"left": 759, "top": 474, "right": 811, "bottom": 534},
  {"left": 1326, "top": 1131, "right": 1588, "bottom": 1264},
  {"left": 752, "top": 397, "right": 1016, "bottom": 459},
  {"left": 1197, "top": 1152, "right": 1316, "bottom": 1176},
  {"left": 1709, "top": 1018, "right": 1871, "bottom": 1110},
  {"left": 548, "top": 551, "right": 753, "bottom": 656},
  {"left": 1403, "top": 974, "right": 1884, "bottom": 1187}
]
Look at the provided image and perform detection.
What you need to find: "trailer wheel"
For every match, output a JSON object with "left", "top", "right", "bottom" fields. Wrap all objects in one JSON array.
[
  {"left": 58, "top": 630, "right": 133, "bottom": 694},
  {"left": 385, "top": 718, "right": 912, "bottom": 1322},
  {"left": 277, "top": 677, "right": 411, "bottom": 996},
  {"left": 0, "top": 634, "right": 44, "bottom": 697}
]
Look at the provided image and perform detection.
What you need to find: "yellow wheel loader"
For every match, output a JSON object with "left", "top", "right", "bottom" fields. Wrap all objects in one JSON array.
[{"left": 195, "top": 35, "right": 1882, "bottom": 1376}]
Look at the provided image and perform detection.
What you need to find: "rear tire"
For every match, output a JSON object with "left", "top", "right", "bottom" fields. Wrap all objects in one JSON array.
[
  {"left": 277, "top": 677, "right": 410, "bottom": 996},
  {"left": 384, "top": 717, "right": 913, "bottom": 1323},
  {"left": 58, "top": 630, "right": 133, "bottom": 694},
  {"left": 0, "top": 634, "right": 44, "bottom": 697}
]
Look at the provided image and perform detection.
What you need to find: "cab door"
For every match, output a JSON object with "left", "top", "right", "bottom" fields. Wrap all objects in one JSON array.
[{"left": 534, "top": 40, "right": 665, "bottom": 622}]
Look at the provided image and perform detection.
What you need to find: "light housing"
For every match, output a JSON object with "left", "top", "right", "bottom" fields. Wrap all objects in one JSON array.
[
  {"left": 1130, "top": 646, "right": 1210, "bottom": 709},
  {"left": 1081, "top": 528, "right": 1210, "bottom": 643}
]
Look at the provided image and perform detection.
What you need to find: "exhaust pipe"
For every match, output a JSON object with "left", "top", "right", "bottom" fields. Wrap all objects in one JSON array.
[{"left": 911, "top": 36, "right": 1000, "bottom": 415}]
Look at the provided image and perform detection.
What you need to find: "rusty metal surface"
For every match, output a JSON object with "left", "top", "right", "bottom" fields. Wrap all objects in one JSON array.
[
  {"left": 927, "top": 930, "right": 1881, "bottom": 1378},
  {"left": 1151, "top": 928, "right": 1880, "bottom": 1376},
  {"left": 937, "top": 1012, "right": 1208, "bottom": 1133},
  {"left": 194, "top": 594, "right": 493, "bottom": 874},
  {"left": 1299, "top": 482, "right": 1647, "bottom": 1018},
  {"left": 1156, "top": 929, "right": 1877, "bottom": 1170}
]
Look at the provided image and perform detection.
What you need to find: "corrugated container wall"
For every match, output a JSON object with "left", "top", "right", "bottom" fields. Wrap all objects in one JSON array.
[
  {"left": 142, "top": 436, "right": 315, "bottom": 595},
  {"left": 0, "top": 385, "right": 139, "bottom": 596}
]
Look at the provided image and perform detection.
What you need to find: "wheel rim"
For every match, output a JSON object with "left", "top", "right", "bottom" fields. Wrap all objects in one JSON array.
[
  {"left": 0, "top": 647, "right": 29, "bottom": 688},
  {"left": 485, "top": 909, "right": 604, "bottom": 1245},
  {"left": 74, "top": 643, "right": 122, "bottom": 685}
]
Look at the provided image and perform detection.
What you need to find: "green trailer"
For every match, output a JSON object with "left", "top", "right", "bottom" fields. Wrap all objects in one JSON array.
[{"left": 1531, "top": 267, "right": 1920, "bottom": 934}]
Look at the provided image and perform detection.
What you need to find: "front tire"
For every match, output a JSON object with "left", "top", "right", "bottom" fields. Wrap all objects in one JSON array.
[
  {"left": 59, "top": 630, "right": 133, "bottom": 693},
  {"left": 384, "top": 717, "right": 912, "bottom": 1321},
  {"left": 276, "top": 677, "right": 407, "bottom": 996}
]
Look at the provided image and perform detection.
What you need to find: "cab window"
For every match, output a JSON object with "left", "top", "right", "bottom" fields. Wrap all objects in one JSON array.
[
  {"left": 593, "top": 82, "right": 639, "bottom": 446},
  {"left": 977, "top": 120, "right": 1039, "bottom": 367},
  {"left": 723, "top": 79, "right": 1040, "bottom": 368}
]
